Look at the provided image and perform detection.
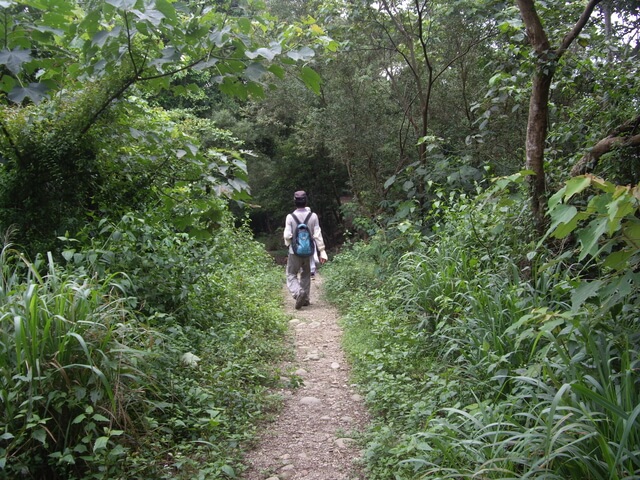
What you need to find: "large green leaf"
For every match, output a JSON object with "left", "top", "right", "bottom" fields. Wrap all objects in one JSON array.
[
  {"left": 7, "top": 83, "right": 49, "bottom": 104},
  {"left": 246, "top": 43, "right": 282, "bottom": 61},
  {"left": 562, "top": 175, "right": 592, "bottom": 202},
  {"left": 571, "top": 279, "right": 603, "bottom": 311},
  {"left": 154, "top": 0, "right": 177, "bottom": 24},
  {"left": 548, "top": 204, "right": 577, "bottom": 239},
  {"left": 105, "top": 0, "right": 136, "bottom": 10},
  {"left": 0, "top": 48, "right": 32, "bottom": 75},
  {"left": 300, "top": 66, "right": 321, "bottom": 94},
  {"left": 577, "top": 216, "right": 608, "bottom": 260},
  {"left": 244, "top": 63, "right": 268, "bottom": 82},
  {"left": 133, "top": 7, "right": 165, "bottom": 27},
  {"left": 287, "top": 47, "right": 315, "bottom": 61}
]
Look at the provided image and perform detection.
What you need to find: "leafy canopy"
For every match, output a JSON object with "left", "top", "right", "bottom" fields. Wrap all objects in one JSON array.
[{"left": 0, "top": 0, "right": 332, "bottom": 105}]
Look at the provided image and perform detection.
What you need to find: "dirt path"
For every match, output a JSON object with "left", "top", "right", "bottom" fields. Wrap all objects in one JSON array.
[{"left": 242, "top": 273, "right": 369, "bottom": 480}]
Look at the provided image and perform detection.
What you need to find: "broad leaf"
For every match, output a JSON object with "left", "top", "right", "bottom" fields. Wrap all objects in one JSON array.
[
  {"left": 287, "top": 47, "right": 315, "bottom": 61},
  {"left": 571, "top": 280, "right": 603, "bottom": 311},
  {"left": 384, "top": 175, "right": 397, "bottom": 189},
  {"left": 93, "top": 436, "right": 109, "bottom": 452},
  {"left": 155, "top": 0, "right": 177, "bottom": 24},
  {"left": 622, "top": 220, "right": 640, "bottom": 246},
  {"left": 133, "top": 8, "right": 165, "bottom": 27},
  {"left": 193, "top": 57, "right": 219, "bottom": 71},
  {"left": 563, "top": 176, "right": 591, "bottom": 201},
  {"left": 603, "top": 250, "right": 634, "bottom": 271},
  {"left": 105, "top": 0, "right": 136, "bottom": 9},
  {"left": 268, "top": 64, "right": 285, "bottom": 78},
  {"left": 7, "top": 83, "right": 49, "bottom": 104},
  {"left": 209, "top": 27, "right": 231, "bottom": 47},
  {"left": 606, "top": 194, "right": 636, "bottom": 235},
  {"left": 548, "top": 204, "right": 577, "bottom": 239},
  {"left": 245, "top": 43, "right": 282, "bottom": 61},
  {"left": 237, "top": 17, "right": 251, "bottom": 34},
  {"left": 244, "top": 63, "right": 267, "bottom": 82},
  {"left": 148, "top": 47, "right": 180, "bottom": 69},
  {"left": 32, "top": 429, "right": 47, "bottom": 445},
  {"left": 246, "top": 81, "right": 264, "bottom": 98},
  {"left": 577, "top": 217, "right": 608, "bottom": 260},
  {"left": 0, "top": 75, "right": 16, "bottom": 94},
  {"left": 0, "top": 47, "right": 32, "bottom": 75},
  {"left": 91, "top": 27, "right": 122, "bottom": 48},
  {"left": 300, "top": 66, "right": 321, "bottom": 94}
]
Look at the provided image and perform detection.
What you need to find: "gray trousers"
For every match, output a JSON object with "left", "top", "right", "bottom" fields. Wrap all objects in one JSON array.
[{"left": 286, "top": 253, "right": 311, "bottom": 300}]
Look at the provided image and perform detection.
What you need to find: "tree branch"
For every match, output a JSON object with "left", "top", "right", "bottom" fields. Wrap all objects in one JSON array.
[
  {"left": 432, "top": 31, "right": 496, "bottom": 84},
  {"left": 123, "top": 12, "right": 140, "bottom": 75},
  {"left": 571, "top": 114, "right": 640, "bottom": 176},
  {"left": 556, "top": 0, "right": 603, "bottom": 56},
  {"left": 80, "top": 75, "right": 138, "bottom": 135},
  {"left": 516, "top": 0, "right": 551, "bottom": 54}
]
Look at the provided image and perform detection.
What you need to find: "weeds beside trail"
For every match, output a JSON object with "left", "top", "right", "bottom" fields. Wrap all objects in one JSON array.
[
  {"left": 322, "top": 185, "right": 640, "bottom": 479},
  {"left": 0, "top": 217, "right": 289, "bottom": 479}
]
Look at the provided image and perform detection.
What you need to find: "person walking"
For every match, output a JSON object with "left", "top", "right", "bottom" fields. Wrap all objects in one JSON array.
[{"left": 283, "top": 191, "right": 328, "bottom": 309}]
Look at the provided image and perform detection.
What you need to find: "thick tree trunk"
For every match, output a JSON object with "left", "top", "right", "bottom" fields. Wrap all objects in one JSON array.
[{"left": 517, "top": 0, "right": 552, "bottom": 232}]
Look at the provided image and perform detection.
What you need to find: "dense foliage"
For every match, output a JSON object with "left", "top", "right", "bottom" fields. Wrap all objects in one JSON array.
[
  {"left": 324, "top": 174, "right": 640, "bottom": 478},
  {"left": 0, "top": 1, "right": 309, "bottom": 477},
  {"left": 1, "top": 209, "right": 290, "bottom": 478},
  {"left": 0, "top": 0, "right": 638, "bottom": 477}
]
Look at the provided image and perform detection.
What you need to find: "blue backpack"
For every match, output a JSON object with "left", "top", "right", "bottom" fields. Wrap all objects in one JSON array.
[{"left": 291, "top": 212, "right": 314, "bottom": 257}]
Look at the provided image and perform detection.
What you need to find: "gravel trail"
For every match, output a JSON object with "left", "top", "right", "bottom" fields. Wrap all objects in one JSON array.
[{"left": 242, "top": 273, "right": 369, "bottom": 480}]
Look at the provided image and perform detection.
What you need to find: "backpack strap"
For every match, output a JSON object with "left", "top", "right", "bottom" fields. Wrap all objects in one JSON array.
[
  {"left": 291, "top": 212, "right": 313, "bottom": 226},
  {"left": 303, "top": 212, "right": 312, "bottom": 224}
]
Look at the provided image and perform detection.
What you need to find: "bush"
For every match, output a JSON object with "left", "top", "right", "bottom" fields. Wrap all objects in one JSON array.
[
  {"left": 0, "top": 242, "right": 148, "bottom": 478},
  {"left": 1, "top": 203, "right": 290, "bottom": 478},
  {"left": 324, "top": 176, "right": 640, "bottom": 479}
]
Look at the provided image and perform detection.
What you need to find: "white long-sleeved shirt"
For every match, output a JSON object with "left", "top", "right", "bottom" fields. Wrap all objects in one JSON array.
[{"left": 283, "top": 208, "right": 328, "bottom": 260}]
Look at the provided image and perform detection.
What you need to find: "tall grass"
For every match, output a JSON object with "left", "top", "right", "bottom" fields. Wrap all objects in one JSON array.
[
  {"left": 397, "top": 241, "right": 640, "bottom": 478},
  {"left": 325, "top": 184, "right": 640, "bottom": 479},
  {"left": 1, "top": 212, "right": 291, "bottom": 479},
  {"left": 0, "top": 240, "right": 147, "bottom": 478}
]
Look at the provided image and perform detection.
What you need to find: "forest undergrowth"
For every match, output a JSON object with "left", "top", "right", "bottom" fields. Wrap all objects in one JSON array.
[
  {"left": 0, "top": 210, "right": 290, "bottom": 479},
  {"left": 323, "top": 176, "right": 640, "bottom": 479}
]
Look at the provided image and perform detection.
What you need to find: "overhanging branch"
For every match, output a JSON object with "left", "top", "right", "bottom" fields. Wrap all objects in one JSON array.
[
  {"left": 570, "top": 114, "right": 640, "bottom": 176},
  {"left": 557, "top": 0, "right": 603, "bottom": 56}
]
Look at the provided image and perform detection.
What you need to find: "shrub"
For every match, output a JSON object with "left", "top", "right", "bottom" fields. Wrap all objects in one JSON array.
[
  {"left": 325, "top": 175, "right": 640, "bottom": 479},
  {"left": 1, "top": 202, "right": 290, "bottom": 478},
  {"left": 0, "top": 241, "right": 148, "bottom": 478}
]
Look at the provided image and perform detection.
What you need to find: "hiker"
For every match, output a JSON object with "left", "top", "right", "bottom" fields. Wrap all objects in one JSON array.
[{"left": 284, "top": 190, "right": 328, "bottom": 309}]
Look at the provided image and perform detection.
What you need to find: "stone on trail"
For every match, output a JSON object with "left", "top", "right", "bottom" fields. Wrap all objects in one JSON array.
[
  {"left": 299, "top": 396, "right": 321, "bottom": 406},
  {"left": 335, "top": 438, "right": 356, "bottom": 449}
]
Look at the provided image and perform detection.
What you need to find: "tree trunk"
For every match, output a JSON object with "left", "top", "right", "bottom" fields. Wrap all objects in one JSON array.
[
  {"left": 526, "top": 71, "right": 552, "bottom": 231},
  {"left": 516, "top": 0, "right": 603, "bottom": 233}
]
